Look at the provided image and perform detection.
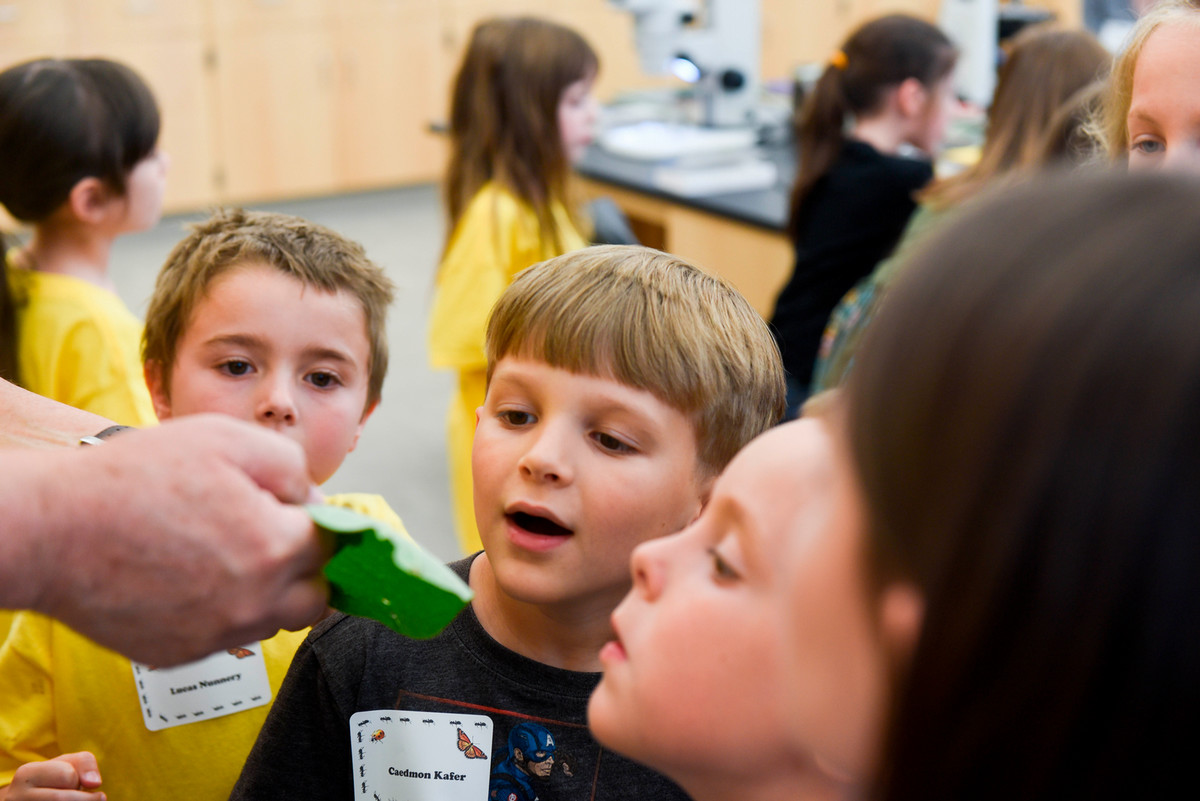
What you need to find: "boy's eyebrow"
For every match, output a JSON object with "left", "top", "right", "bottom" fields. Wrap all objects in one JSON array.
[
  {"left": 301, "top": 345, "right": 357, "bottom": 366},
  {"left": 201, "top": 334, "right": 357, "bottom": 366},
  {"left": 202, "top": 333, "right": 267, "bottom": 351}
]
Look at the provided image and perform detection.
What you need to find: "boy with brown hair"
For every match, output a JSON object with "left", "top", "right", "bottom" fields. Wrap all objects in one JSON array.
[
  {"left": 0, "top": 208, "right": 403, "bottom": 801},
  {"left": 232, "top": 244, "right": 785, "bottom": 801}
]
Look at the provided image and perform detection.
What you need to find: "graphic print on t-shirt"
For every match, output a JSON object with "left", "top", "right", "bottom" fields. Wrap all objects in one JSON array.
[{"left": 367, "top": 690, "right": 601, "bottom": 801}]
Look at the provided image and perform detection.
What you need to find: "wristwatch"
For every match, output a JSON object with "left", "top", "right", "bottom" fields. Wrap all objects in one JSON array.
[{"left": 79, "top": 424, "right": 133, "bottom": 446}]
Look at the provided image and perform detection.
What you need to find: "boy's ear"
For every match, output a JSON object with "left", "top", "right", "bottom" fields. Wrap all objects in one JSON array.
[
  {"left": 348, "top": 399, "right": 379, "bottom": 453},
  {"left": 67, "top": 177, "right": 119, "bottom": 225},
  {"left": 895, "top": 77, "right": 928, "bottom": 120},
  {"left": 143, "top": 359, "right": 173, "bottom": 422},
  {"left": 691, "top": 469, "right": 717, "bottom": 521}
]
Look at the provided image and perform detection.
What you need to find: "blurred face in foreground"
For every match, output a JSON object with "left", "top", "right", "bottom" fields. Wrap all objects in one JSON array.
[
  {"left": 590, "top": 418, "right": 919, "bottom": 801},
  {"left": 1127, "top": 22, "right": 1200, "bottom": 174}
]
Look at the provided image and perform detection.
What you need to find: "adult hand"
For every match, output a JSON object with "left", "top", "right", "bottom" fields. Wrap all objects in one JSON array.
[
  {"left": 10, "top": 415, "right": 329, "bottom": 665},
  {"left": 1, "top": 752, "right": 104, "bottom": 801}
]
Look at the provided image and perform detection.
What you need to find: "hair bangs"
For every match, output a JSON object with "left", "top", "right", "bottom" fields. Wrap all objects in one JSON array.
[{"left": 486, "top": 246, "right": 786, "bottom": 475}]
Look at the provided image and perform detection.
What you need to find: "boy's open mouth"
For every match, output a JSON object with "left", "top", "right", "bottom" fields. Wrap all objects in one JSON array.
[{"left": 510, "top": 511, "right": 573, "bottom": 537}]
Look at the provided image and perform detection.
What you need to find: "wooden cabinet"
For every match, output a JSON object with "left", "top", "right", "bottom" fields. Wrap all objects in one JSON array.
[
  {"left": 0, "top": 0, "right": 72, "bottom": 64},
  {"left": 331, "top": 2, "right": 448, "bottom": 188},
  {"left": 210, "top": 0, "right": 327, "bottom": 30},
  {"left": 762, "top": 1, "right": 1082, "bottom": 76},
  {"left": 72, "top": 0, "right": 207, "bottom": 46},
  {"left": 0, "top": 0, "right": 1085, "bottom": 215},
  {"left": 213, "top": 25, "right": 339, "bottom": 201}
]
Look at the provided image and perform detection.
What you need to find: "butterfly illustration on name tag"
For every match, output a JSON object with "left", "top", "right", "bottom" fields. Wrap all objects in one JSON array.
[{"left": 457, "top": 727, "right": 487, "bottom": 759}]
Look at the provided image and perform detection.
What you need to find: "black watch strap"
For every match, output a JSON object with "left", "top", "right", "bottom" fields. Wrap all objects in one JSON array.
[{"left": 79, "top": 424, "right": 133, "bottom": 446}]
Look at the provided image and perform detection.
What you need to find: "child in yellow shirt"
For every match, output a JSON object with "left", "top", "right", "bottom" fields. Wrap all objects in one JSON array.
[
  {"left": 0, "top": 208, "right": 405, "bottom": 801},
  {"left": 0, "top": 58, "right": 167, "bottom": 427}
]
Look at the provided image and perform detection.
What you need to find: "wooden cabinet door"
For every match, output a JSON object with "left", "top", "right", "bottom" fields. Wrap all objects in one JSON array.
[
  {"left": 332, "top": 3, "right": 447, "bottom": 188},
  {"left": 212, "top": 24, "right": 338, "bottom": 202},
  {"left": 71, "top": 0, "right": 208, "bottom": 48},
  {"left": 210, "top": 0, "right": 328, "bottom": 30},
  {"left": 0, "top": 0, "right": 72, "bottom": 66}
]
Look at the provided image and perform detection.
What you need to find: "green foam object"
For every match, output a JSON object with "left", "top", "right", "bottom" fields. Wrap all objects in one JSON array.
[{"left": 309, "top": 504, "right": 473, "bottom": 639}]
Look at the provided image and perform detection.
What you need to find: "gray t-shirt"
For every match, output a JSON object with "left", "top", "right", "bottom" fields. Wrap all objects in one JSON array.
[{"left": 230, "top": 556, "right": 688, "bottom": 801}]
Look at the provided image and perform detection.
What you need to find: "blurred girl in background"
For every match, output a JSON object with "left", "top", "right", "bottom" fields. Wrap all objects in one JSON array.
[
  {"left": 769, "top": 14, "right": 957, "bottom": 414},
  {"left": 813, "top": 26, "right": 1108, "bottom": 392},
  {"left": 428, "top": 17, "right": 598, "bottom": 553},
  {"left": 0, "top": 57, "right": 167, "bottom": 427}
]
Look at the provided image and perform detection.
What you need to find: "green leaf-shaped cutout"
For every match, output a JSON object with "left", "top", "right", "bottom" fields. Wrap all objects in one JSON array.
[{"left": 309, "top": 505, "right": 473, "bottom": 639}]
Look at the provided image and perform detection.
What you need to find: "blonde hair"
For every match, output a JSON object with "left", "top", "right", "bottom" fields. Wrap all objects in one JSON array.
[
  {"left": 485, "top": 245, "right": 786, "bottom": 476},
  {"left": 922, "top": 26, "right": 1109, "bottom": 209},
  {"left": 444, "top": 17, "right": 597, "bottom": 257},
  {"left": 1088, "top": 0, "right": 1200, "bottom": 162},
  {"left": 143, "top": 208, "right": 395, "bottom": 410}
]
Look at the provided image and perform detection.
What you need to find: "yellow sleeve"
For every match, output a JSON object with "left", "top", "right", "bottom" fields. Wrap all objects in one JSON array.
[
  {"left": 50, "top": 317, "right": 157, "bottom": 428},
  {"left": 428, "top": 185, "right": 567, "bottom": 372},
  {"left": 324, "top": 493, "right": 413, "bottom": 542},
  {"left": 0, "top": 613, "right": 59, "bottom": 788},
  {"left": 13, "top": 272, "right": 157, "bottom": 428}
]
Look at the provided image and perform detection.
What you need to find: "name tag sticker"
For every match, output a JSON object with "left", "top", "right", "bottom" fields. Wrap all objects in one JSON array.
[
  {"left": 131, "top": 642, "right": 272, "bottom": 731},
  {"left": 351, "top": 710, "right": 493, "bottom": 800}
]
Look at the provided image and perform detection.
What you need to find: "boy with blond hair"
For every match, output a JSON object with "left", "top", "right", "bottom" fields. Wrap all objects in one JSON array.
[
  {"left": 0, "top": 208, "right": 405, "bottom": 801},
  {"left": 232, "top": 244, "right": 786, "bottom": 801}
]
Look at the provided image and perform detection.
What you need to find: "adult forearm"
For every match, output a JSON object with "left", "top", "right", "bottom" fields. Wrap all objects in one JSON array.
[
  {"left": 0, "top": 448, "right": 81, "bottom": 611},
  {"left": 0, "top": 378, "right": 111, "bottom": 449}
]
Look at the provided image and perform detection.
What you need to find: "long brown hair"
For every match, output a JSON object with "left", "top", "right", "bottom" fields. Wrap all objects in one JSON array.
[
  {"left": 443, "top": 17, "right": 597, "bottom": 256},
  {"left": 921, "top": 26, "right": 1109, "bottom": 210},
  {"left": 849, "top": 171, "right": 1200, "bottom": 800},
  {"left": 789, "top": 14, "right": 955, "bottom": 239}
]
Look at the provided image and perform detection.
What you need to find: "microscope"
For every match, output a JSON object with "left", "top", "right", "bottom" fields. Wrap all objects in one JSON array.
[
  {"left": 609, "top": 0, "right": 761, "bottom": 129},
  {"left": 598, "top": 0, "right": 778, "bottom": 194}
]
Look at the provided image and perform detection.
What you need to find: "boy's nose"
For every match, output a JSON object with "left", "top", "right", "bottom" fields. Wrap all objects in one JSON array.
[
  {"left": 256, "top": 377, "right": 297, "bottom": 427},
  {"left": 517, "top": 425, "right": 573, "bottom": 485}
]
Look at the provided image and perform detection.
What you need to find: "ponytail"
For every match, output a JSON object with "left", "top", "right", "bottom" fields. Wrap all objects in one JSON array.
[
  {"left": 788, "top": 14, "right": 957, "bottom": 239},
  {"left": 0, "top": 230, "right": 17, "bottom": 385},
  {"left": 790, "top": 64, "right": 851, "bottom": 238}
]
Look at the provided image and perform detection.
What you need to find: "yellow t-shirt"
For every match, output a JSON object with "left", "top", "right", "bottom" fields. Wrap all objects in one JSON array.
[
  {"left": 428, "top": 183, "right": 587, "bottom": 554},
  {"left": 7, "top": 262, "right": 156, "bottom": 427},
  {"left": 0, "top": 493, "right": 408, "bottom": 801}
]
